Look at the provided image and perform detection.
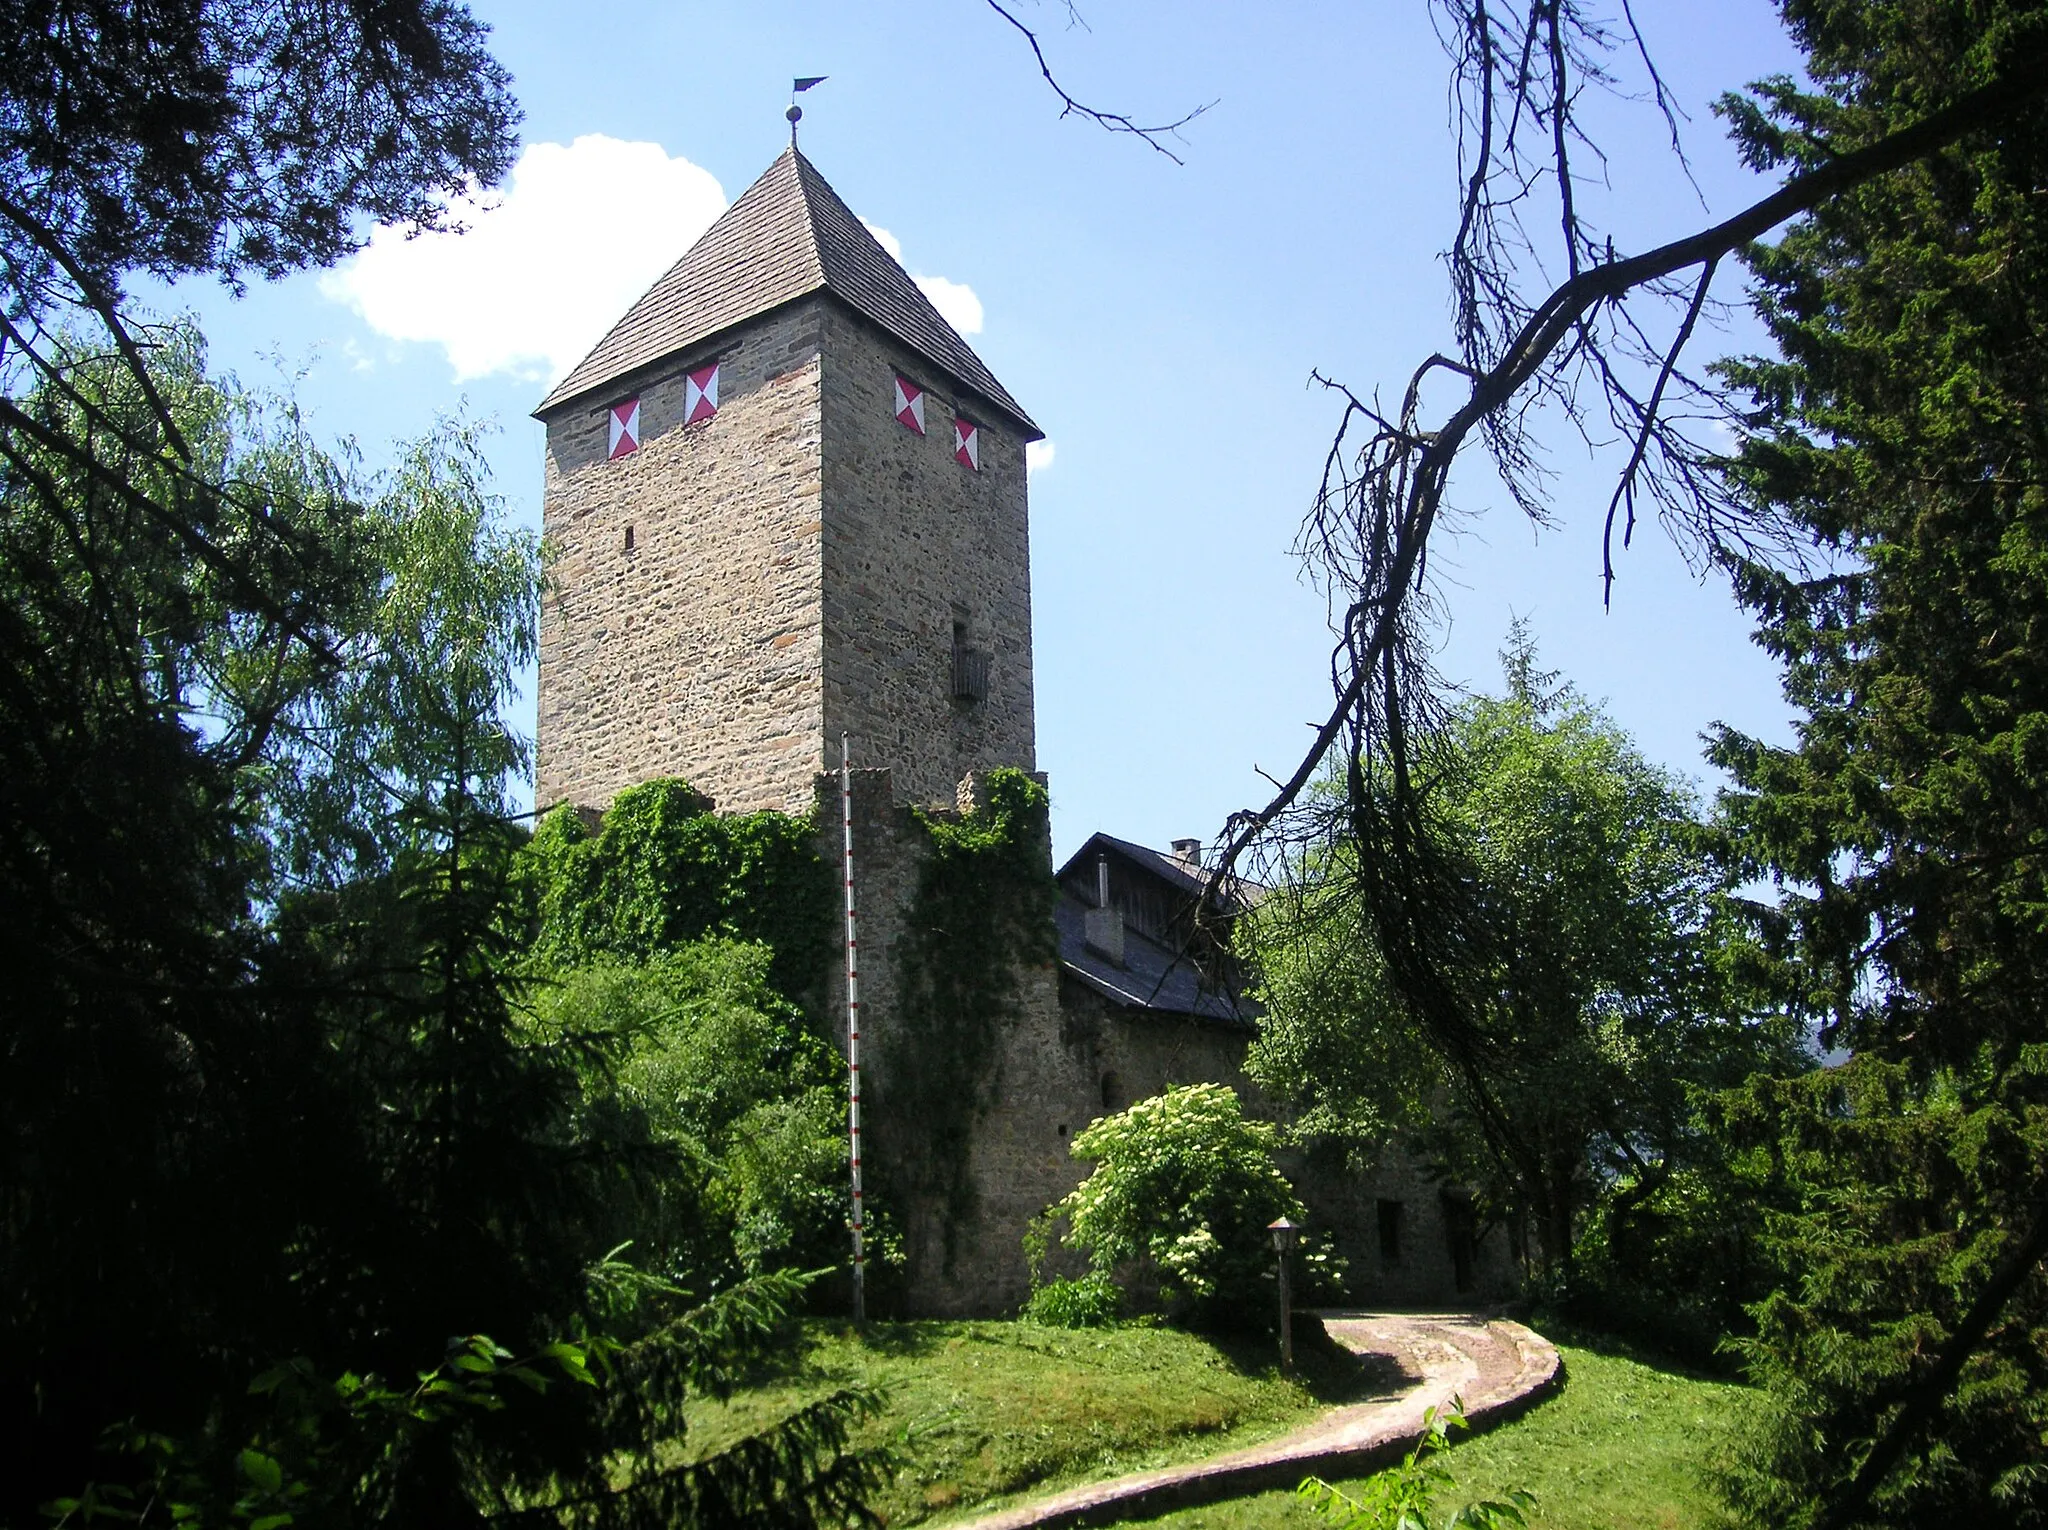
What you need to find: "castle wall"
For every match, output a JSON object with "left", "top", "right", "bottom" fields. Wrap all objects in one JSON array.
[
  {"left": 537, "top": 301, "right": 830, "bottom": 814},
  {"left": 818, "top": 308, "right": 1036, "bottom": 806},
  {"left": 822, "top": 767, "right": 1082, "bottom": 1316},
  {"left": 825, "top": 768, "right": 1513, "bottom": 1318}
]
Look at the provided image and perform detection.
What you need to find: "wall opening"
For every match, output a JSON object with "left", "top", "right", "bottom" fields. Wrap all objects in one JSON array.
[
  {"left": 1376, "top": 1199, "right": 1404, "bottom": 1263},
  {"left": 1441, "top": 1190, "right": 1477, "bottom": 1292},
  {"left": 951, "top": 606, "right": 989, "bottom": 702}
]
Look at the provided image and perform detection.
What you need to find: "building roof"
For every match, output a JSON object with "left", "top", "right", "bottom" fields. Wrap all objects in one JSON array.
[
  {"left": 1056, "top": 832, "right": 1258, "bottom": 916},
  {"left": 535, "top": 148, "right": 1039, "bottom": 436},
  {"left": 1055, "top": 896, "right": 1254, "bottom": 1027},
  {"left": 1054, "top": 831, "right": 1258, "bottom": 1027}
]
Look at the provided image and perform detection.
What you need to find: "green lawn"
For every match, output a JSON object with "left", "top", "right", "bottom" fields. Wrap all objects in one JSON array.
[
  {"left": 680, "top": 1318, "right": 1394, "bottom": 1526},
  {"left": 1119, "top": 1340, "right": 1755, "bottom": 1530}
]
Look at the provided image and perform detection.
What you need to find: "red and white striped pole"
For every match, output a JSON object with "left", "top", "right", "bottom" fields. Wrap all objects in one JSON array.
[{"left": 840, "top": 733, "right": 866, "bottom": 1322}]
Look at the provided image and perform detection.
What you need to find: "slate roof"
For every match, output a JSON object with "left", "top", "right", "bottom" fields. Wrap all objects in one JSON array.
[
  {"left": 535, "top": 148, "right": 1039, "bottom": 436},
  {"left": 1053, "top": 833, "right": 1258, "bottom": 1027},
  {"left": 1055, "top": 896, "right": 1255, "bottom": 1027}
]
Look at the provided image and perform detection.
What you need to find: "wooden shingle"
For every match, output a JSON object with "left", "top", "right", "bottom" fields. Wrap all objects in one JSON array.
[{"left": 536, "top": 148, "right": 1038, "bottom": 437}]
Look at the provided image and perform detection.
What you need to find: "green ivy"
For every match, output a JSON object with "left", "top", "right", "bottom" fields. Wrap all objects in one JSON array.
[
  {"left": 883, "top": 768, "right": 1056, "bottom": 1258},
  {"left": 511, "top": 778, "right": 837, "bottom": 1005}
]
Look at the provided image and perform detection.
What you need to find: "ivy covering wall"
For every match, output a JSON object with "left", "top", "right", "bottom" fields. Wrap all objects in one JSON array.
[
  {"left": 884, "top": 768, "right": 1057, "bottom": 1253},
  {"left": 512, "top": 778, "right": 837, "bottom": 1005}
]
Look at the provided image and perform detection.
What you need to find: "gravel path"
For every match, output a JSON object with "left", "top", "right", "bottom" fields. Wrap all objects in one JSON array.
[{"left": 955, "top": 1311, "right": 1561, "bottom": 1530}]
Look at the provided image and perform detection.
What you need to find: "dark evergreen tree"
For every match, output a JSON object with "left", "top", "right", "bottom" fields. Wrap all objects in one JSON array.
[{"left": 1709, "top": 4, "right": 2048, "bottom": 1523}]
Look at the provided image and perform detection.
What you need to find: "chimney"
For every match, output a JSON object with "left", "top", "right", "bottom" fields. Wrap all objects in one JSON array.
[
  {"left": 1084, "top": 853, "right": 1124, "bottom": 966},
  {"left": 1171, "top": 837, "right": 1203, "bottom": 868}
]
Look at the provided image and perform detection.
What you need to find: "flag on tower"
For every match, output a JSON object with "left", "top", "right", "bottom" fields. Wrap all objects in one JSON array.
[{"left": 794, "top": 76, "right": 827, "bottom": 93}]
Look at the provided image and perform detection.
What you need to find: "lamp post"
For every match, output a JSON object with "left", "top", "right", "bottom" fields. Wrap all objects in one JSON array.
[{"left": 1268, "top": 1216, "right": 1299, "bottom": 1371}]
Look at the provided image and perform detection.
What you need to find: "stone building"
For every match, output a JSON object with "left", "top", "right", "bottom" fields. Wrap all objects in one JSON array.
[{"left": 534, "top": 145, "right": 1513, "bottom": 1313}]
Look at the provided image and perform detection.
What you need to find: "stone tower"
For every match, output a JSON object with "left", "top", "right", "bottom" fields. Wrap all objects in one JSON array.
[{"left": 533, "top": 148, "right": 1043, "bottom": 813}]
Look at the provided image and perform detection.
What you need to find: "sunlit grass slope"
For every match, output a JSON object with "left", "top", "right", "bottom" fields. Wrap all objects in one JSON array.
[
  {"left": 682, "top": 1318, "right": 1388, "bottom": 1526},
  {"left": 1122, "top": 1340, "right": 1754, "bottom": 1530}
]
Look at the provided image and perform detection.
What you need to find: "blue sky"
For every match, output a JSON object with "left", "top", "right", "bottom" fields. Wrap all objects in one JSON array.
[{"left": 153, "top": 1, "right": 1811, "bottom": 863}]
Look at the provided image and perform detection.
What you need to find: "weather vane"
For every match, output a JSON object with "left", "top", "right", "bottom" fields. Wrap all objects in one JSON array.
[{"left": 788, "top": 76, "right": 827, "bottom": 146}]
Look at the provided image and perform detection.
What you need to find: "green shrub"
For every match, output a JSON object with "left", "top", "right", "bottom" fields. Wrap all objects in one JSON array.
[
  {"left": 1023, "top": 1272, "right": 1123, "bottom": 1328},
  {"left": 1029, "top": 1083, "right": 1337, "bottom": 1329},
  {"left": 527, "top": 940, "right": 852, "bottom": 1287},
  {"left": 512, "top": 779, "right": 836, "bottom": 1004}
]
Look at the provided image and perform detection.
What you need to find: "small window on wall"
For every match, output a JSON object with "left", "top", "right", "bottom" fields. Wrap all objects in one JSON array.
[
  {"left": 893, "top": 375, "right": 926, "bottom": 435},
  {"left": 607, "top": 397, "right": 640, "bottom": 459},
  {"left": 951, "top": 619, "right": 989, "bottom": 702},
  {"left": 684, "top": 362, "right": 719, "bottom": 423},
  {"left": 1377, "top": 1199, "right": 1404, "bottom": 1263}
]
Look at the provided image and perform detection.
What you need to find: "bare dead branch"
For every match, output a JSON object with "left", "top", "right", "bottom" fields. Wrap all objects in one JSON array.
[
  {"left": 1210, "top": 49, "right": 2048, "bottom": 893},
  {"left": 1602, "top": 255, "right": 1717, "bottom": 602},
  {"left": 983, "top": 0, "right": 1213, "bottom": 163}
]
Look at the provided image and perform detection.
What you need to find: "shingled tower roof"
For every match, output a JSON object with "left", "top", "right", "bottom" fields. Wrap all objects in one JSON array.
[{"left": 535, "top": 148, "right": 1039, "bottom": 436}]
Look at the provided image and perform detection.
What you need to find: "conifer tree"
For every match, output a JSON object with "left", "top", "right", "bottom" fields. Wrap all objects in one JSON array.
[{"left": 1709, "top": 4, "right": 2048, "bottom": 1523}]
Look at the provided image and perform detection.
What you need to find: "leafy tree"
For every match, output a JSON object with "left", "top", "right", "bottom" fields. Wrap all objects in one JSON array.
[
  {"left": 1, "top": 0, "right": 516, "bottom": 301},
  {"left": 1247, "top": 641, "right": 1790, "bottom": 1287},
  {"left": 0, "top": 333, "right": 883, "bottom": 1526},
  {"left": 1, "top": 2, "right": 524, "bottom": 1503},
  {"left": 1028, "top": 1083, "right": 1325, "bottom": 1329},
  {"left": 1704, "top": 3, "right": 2048, "bottom": 1523},
  {"left": 530, "top": 942, "right": 853, "bottom": 1291}
]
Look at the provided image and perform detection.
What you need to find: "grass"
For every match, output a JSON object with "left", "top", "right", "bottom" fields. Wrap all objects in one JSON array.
[
  {"left": 1117, "top": 1337, "right": 1757, "bottom": 1530},
  {"left": 679, "top": 1317, "right": 1396, "bottom": 1526}
]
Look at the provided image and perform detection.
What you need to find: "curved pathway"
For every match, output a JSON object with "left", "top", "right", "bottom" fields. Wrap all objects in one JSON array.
[{"left": 957, "top": 1312, "right": 1561, "bottom": 1530}]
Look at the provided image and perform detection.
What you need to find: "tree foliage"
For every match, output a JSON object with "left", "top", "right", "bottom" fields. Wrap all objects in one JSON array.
[
  {"left": 1704, "top": 3, "right": 2048, "bottom": 1523},
  {"left": 515, "top": 781, "right": 836, "bottom": 1006},
  {"left": 2, "top": 0, "right": 517, "bottom": 299},
  {"left": 1248, "top": 643, "right": 1788, "bottom": 1287},
  {"left": 0, "top": 335, "right": 880, "bottom": 1525},
  {"left": 1028, "top": 1083, "right": 1326, "bottom": 1329},
  {"left": 529, "top": 943, "right": 853, "bottom": 1291}
]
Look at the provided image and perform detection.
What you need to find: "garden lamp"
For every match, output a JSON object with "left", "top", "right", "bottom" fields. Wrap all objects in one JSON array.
[{"left": 1268, "top": 1216, "right": 1299, "bottom": 1370}]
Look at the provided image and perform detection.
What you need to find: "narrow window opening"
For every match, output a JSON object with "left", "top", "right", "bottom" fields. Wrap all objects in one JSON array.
[
  {"left": 623, "top": 524, "right": 635, "bottom": 553},
  {"left": 1441, "top": 1190, "right": 1477, "bottom": 1292},
  {"left": 1377, "top": 1199, "right": 1404, "bottom": 1263},
  {"left": 951, "top": 613, "right": 989, "bottom": 702}
]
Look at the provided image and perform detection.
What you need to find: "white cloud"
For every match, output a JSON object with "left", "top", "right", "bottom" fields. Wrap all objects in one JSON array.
[
  {"left": 862, "top": 220, "right": 905, "bottom": 263},
  {"left": 320, "top": 135, "right": 728, "bottom": 383},
  {"left": 1026, "top": 439, "right": 1055, "bottom": 476},
  {"left": 862, "top": 220, "right": 984, "bottom": 336},
  {"left": 913, "top": 275, "right": 984, "bottom": 336}
]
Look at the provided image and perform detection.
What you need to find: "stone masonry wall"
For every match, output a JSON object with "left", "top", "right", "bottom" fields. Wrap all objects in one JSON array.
[
  {"left": 823, "top": 766, "right": 1088, "bottom": 1316},
  {"left": 538, "top": 296, "right": 1035, "bottom": 818},
  {"left": 818, "top": 308, "right": 1036, "bottom": 806},
  {"left": 537, "top": 301, "right": 829, "bottom": 814},
  {"left": 821, "top": 767, "right": 1511, "bottom": 1317}
]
